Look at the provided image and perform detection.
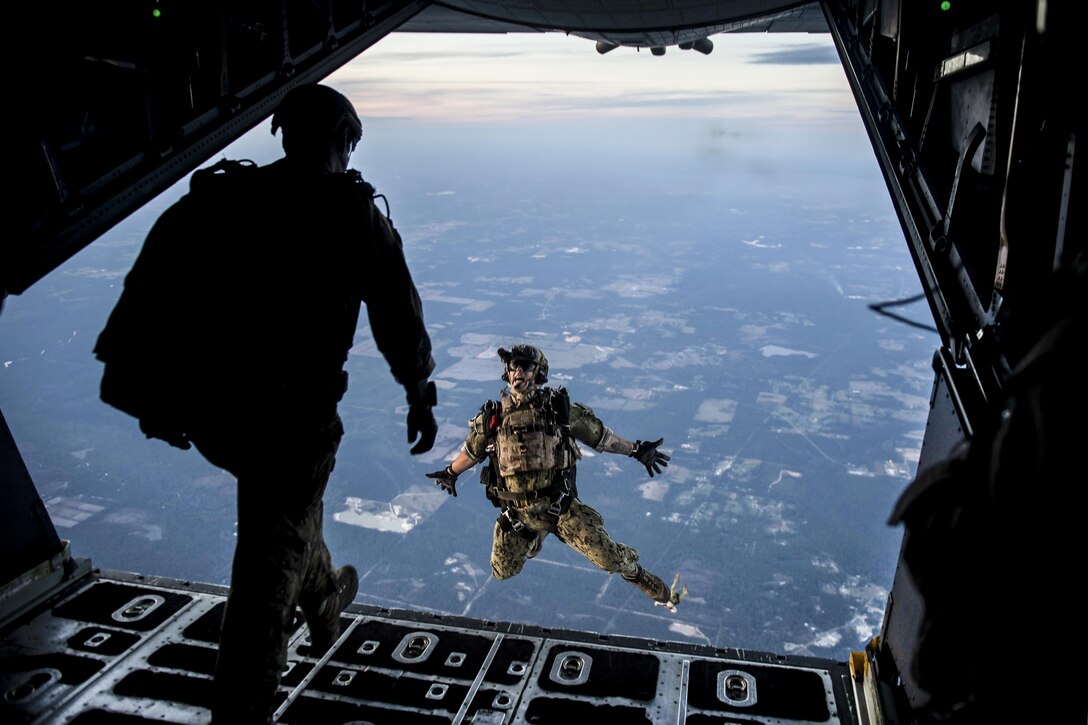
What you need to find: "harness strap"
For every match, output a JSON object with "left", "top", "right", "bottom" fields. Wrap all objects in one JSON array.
[
  {"left": 489, "top": 481, "right": 563, "bottom": 503},
  {"left": 497, "top": 422, "right": 563, "bottom": 436},
  {"left": 546, "top": 489, "right": 572, "bottom": 518},
  {"left": 497, "top": 509, "right": 537, "bottom": 540}
]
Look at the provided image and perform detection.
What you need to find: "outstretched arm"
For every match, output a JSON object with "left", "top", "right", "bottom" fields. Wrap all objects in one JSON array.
[
  {"left": 597, "top": 428, "right": 670, "bottom": 477},
  {"left": 570, "top": 403, "right": 671, "bottom": 477},
  {"left": 425, "top": 450, "right": 478, "bottom": 496},
  {"left": 596, "top": 428, "right": 636, "bottom": 456}
]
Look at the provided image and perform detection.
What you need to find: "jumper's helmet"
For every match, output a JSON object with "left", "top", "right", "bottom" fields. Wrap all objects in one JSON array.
[
  {"left": 498, "top": 345, "right": 549, "bottom": 385},
  {"left": 271, "top": 83, "right": 363, "bottom": 149}
]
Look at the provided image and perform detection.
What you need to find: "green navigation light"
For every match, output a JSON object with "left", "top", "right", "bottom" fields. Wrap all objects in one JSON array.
[
  {"left": 940, "top": 1, "right": 951, "bottom": 10},
  {"left": 152, "top": 8, "right": 161, "bottom": 18}
]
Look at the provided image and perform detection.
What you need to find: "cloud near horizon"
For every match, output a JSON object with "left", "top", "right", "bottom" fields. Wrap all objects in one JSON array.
[{"left": 328, "top": 31, "right": 856, "bottom": 124}]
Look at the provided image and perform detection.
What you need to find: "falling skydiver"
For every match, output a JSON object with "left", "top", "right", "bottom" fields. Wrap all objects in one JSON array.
[{"left": 425, "top": 344, "right": 687, "bottom": 610}]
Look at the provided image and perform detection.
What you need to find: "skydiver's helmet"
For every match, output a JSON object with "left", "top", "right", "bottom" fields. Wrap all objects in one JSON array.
[
  {"left": 498, "top": 345, "right": 549, "bottom": 386},
  {"left": 270, "top": 83, "right": 363, "bottom": 154}
]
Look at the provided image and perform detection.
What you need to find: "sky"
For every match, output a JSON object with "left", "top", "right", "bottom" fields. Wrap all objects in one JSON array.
[
  {"left": 219, "top": 28, "right": 866, "bottom": 176},
  {"left": 330, "top": 30, "right": 852, "bottom": 124},
  {"left": 325, "top": 30, "right": 889, "bottom": 259}
]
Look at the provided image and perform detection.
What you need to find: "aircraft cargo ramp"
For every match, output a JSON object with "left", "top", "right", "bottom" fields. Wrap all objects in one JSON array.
[{"left": 2, "top": 568, "right": 868, "bottom": 724}]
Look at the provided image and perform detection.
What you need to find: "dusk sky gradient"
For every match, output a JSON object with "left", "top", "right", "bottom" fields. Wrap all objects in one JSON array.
[{"left": 331, "top": 31, "right": 850, "bottom": 124}]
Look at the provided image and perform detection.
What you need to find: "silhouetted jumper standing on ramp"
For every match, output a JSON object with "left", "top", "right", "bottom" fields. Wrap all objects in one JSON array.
[{"left": 94, "top": 83, "right": 438, "bottom": 723}]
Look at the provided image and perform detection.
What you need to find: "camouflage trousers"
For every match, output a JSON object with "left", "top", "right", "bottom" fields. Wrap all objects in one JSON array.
[
  {"left": 491, "top": 497, "right": 640, "bottom": 580},
  {"left": 190, "top": 414, "right": 344, "bottom": 723}
]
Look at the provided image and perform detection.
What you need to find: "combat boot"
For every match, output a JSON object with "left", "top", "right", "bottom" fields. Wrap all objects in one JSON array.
[
  {"left": 526, "top": 531, "right": 547, "bottom": 559},
  {"left": 304, "top": 565, "right": 358, "bottom": 655},
  {"left": 622, "top": 565, "right": 670, "bottom": 604}
]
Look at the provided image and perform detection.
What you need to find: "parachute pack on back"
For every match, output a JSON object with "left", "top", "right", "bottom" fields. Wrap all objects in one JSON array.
[{"left": 94, "top": 159, "right": 262, "bottom": 445}]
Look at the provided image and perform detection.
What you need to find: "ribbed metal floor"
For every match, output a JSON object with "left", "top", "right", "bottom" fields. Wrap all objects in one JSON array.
[{"left": 2, "top": 570, "right": 860, "bottom": 723}]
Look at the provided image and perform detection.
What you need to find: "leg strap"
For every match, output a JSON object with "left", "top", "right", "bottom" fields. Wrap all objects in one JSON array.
[{"left": 497, "top": 509, "right": 537, "bottom": 540}]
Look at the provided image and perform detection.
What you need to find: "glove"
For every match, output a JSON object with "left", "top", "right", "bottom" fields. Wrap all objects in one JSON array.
[
  {"left": 426, "top": 465, "right": 458, "bottom": 496},
  {"left": 405, "top": 380, "right": 438, "bottom": 455},
  {"left": 630, "top": 438, "right": 670, "bottom": 477}
]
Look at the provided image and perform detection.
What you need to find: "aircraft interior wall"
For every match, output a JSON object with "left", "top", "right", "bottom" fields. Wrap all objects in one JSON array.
[{"left": 825, "top": 0, "right": 1084, "bottom": 720}]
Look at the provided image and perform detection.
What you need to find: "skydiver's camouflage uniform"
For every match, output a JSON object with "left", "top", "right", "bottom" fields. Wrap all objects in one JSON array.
[
  {"left": 489, "top": 498, "right": 639, "bottom": 580},
  {"left": 462, "top": 389, "right": 641, "bottom": 580}
]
